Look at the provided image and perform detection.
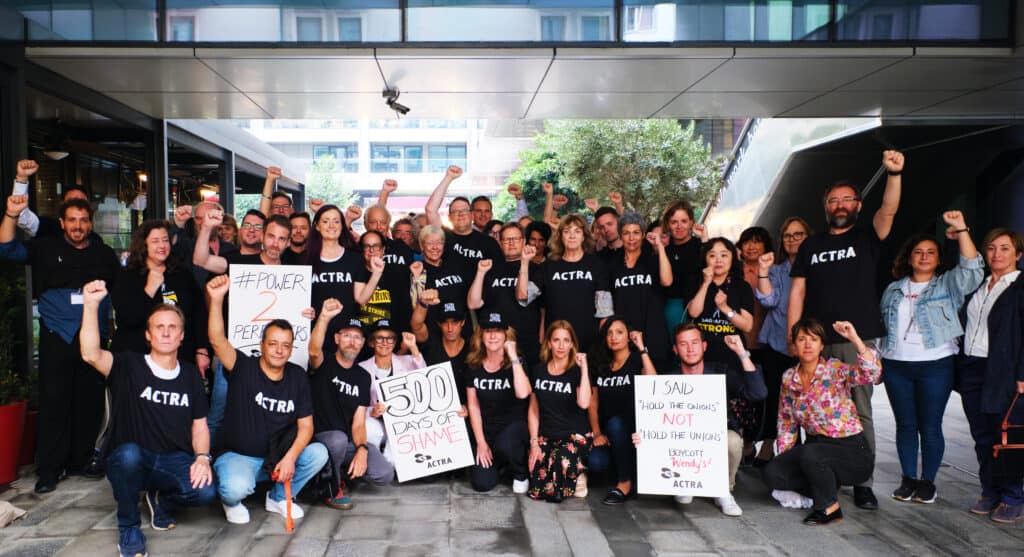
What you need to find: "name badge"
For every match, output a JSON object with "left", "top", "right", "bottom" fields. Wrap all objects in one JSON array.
[{"left": 70, "top": 292, "right": 83, "bottom": 305}]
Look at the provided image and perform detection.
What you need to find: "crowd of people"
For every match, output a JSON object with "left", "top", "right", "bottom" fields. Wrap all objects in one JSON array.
[{"left": 2, "top": 149, "right": 1023, "bottom": 557}]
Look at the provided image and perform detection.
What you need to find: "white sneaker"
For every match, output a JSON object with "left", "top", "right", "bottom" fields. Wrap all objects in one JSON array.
[
  {"left": 265, "top": 492, "right": 305, "bottom": 520},
  {"left": 771, "top": 489, "right": 813, "bottom": 509},
  {"left": 715, "top": 494, "right": 743, "bottom": 517},
  {"left": 222, "top": 502, "right": 250, "bottom": 524},
  {"left": 574, "top": 473, "right": 588, "bottom": 498},
  {"left": 512, "top": 479, "right": 529, "bottom": 494},
  {"left": 674, "top": 495, "right": 693, "bottom": 505}
]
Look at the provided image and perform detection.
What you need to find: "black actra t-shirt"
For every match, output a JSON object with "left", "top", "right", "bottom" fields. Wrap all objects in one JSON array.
[
  {"left": 312, "top": 249, "right": 369, "bottom": 326},
  {"left": 790, "top": 226, "right": 885, "bottom": 343},
  {"left": 423, "top": 334, "right": 471, "bottom": 404},
  {"left": 609, "top": 250, "right": 669, "bottom": 364},
  {"left": 423, "top": 259, "right": 471, "bottom": 336},
  {"left": 218, "top": 350, "right": 314, "bottom": 458},
  {"left": 383, "top": 238, "right": 414, "bottom": 269},
  {"left": 593, "top": 352, "right": 643, "bottom": 424},
  {"left": 481, "top": 259, "right": 541, "bottom": 364},
  {"left": 358, "top": 264, "right": 412, "bottom": 334},
  {"left": 310, "top": 356, "right": 372, "bottom": 436},
  {"left": 692, "top": 277, "right": 755, "bottom": 367},
  {"left": 443, "top": 229, "right": 502, "bottom": 284},
  {"left": 531, "top": 363, "right": 588, "bottom": 440},
  {"left": 466, "top": 365, "right": 527, "bottom": 439},
  {"left": 664, "top": 237, "right": 703, "bottom": 300},
  {"left": 536, "top": 254, "right": 610, "bottom": 352},
  {"left": 107, "top": 352, "right": 208, "bottom": 455}
]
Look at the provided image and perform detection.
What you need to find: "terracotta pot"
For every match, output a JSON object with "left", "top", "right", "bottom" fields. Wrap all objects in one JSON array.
[
  {"left": 19, "top": 409, "right": 37, "bottom": 466},
  {"left": 0, "top": 400, "right": 27, "bottom": 484}
]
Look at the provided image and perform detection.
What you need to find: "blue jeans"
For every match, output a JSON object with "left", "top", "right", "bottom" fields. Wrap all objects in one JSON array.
[
  {"left": 587, "top": 415, "right": 635, "bottom": 484},
  {"left": 214, "top": 443, "right": 328, "bottom": 506},
  {"left": 106, "top": 443, "right": 217, "bottom": 530},
  {"left": 207, "top": 362, "right": 228, "bottom": 445},
  {"left": 882, "top": 356, "right": 954, "bottom": 481}
]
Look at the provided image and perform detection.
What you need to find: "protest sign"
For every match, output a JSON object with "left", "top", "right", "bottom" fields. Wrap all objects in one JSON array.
[
  {"left": 228, "top": 264, "right": 312, "bottom": 368},
  {"left": 377, "top": 362, "right": 474, "bottom": 482},
  {"left": 634, "top": 375, "right": 729, "bottom": 497}
]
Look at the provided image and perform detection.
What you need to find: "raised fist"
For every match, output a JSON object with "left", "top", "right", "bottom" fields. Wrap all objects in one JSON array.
[
  {"left": 402, "top": 332, "right": 417, "bottom": 350},
  {"left": 321, "top": 298, "right": 343, "bottom": 319},
  {"left": 16, "top": 160, "right": 39, "bottom": 181},
  {"left": 629, "top": 330, "right": 645, "bottom": 350},
  {"left": 82, "top": 280, "right": 108, "bottom": 305},
  {"left": 584, "top": 198, "right": 600, "bottom": 213},
  {"left": 266, "top": 166, "right": 282, "bottom": 180},
  {"left": 702, "top": 266, "right": 714, "bottom": 284},
  {"left": 758, "top": 252, "right": 774, "bottom": 271},
  {"left": 477, "top": 258, "right": 493, "bottom": 273},
  {"left": 504, "top": 340, "right": 518, "bottom": 357},
  {"left": 409, "top": 261, "right": 423, "bottom": 278},
  {"left": 693, "top": 223, "right": 708, "bottom": 242},
  {"left": 382, "top": 179, "right": 398, "bottom": 193},
  {"left": 203, "top": 209, "right": 223, "bottom": 230},
  {"left": 522, "top": 245, "right": 537, "bottom": 261},
  {"left": 446, "top": 166, "right": 463, "bottom": 180},
  {"left": 507, "top": 183, "right": 522, "bottom": 199},
  {"left": 345, "top": 205, "right": 363, "bottom": 224},
  {"left": 541, "top": 182, "right": 553, "bottom": 195},
  {"left": 832, "top": 320, "right": 859, "bottom": 342},
  {"left": 174, "top": 205, "right": 193, "bottom": 227},
  {"left": 942, "top": 210, "right": 966, "bottom": 229},
  {"left": 646, "top": 231, "right": 663, "bottom": 249},
  {"left": 308, "top": 198, "right": 325, "bottom": 214},
  {"left": 608, "top": 191, "right": 623, "bottom": 206},
  {"left": 575, "top": 352, "right": 588, "bottom": 370},
  {"left": 6, "top": 194, "right": 28, "bottom": 216},
  {"left": 723, "top": 334, "right": 745, "bottom": 354},
  {"left": 882, "top": 150, "right": 904, "bottom": 173},
  {"left": 553, "top": 194, "right": 568, "bottom": 210},
  {"left": 714, "top": 290, "right": 728, "bottom": 309},
  {"left": 419, "top": 288, "right": 440, "bottom": 306},
  {"left": 206, "top": 275, "right": 230, "bottom": 300}
]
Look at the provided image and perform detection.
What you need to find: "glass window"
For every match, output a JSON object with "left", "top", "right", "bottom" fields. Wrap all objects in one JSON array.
[
  {"left": 339, "top": 17, "right": 362, "bottom": 41},
  {"left": 314, "top": 144, "right": 359, "bottom": 172},
  {"left": 625, "top": 6, "right": 653, "bottom": 32},
  {"left": 403, "top": 146, "right": 424, "bottom": 173},
  {"left": 541, "top": 16, "right": 566, "bottom": 41},
  {"left": 169, "top": 16, "right": 194, "bottom": 41},
  {"left": 371, "top": 144, "right": 402, "bottom": 173},
  {"left": 871, "top": 13, "right": 894, "bottom": 40},
  {"left": 427, "top": 144, "right": 467, "bottom": 172},
  {"left": 297, "top": 16, "right": 323, "bottom": 41},
  {"left": 581, "top": 15, "right": 610, "bottom": 40}
]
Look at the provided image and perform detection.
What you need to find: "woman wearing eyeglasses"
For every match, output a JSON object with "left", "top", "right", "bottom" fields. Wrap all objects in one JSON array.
[
  {"left": 357, "top": 230, "right": 413, "bottom": 348},
  {"left": 358, "top": 319, "right": 427, "bottom": 463},
  {"left": 750, "top": 217, "right": 811, "bottom": 467}
]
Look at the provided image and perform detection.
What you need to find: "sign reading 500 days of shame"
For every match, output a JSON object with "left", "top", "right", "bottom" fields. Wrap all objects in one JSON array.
[{"left": 634, "top": 375, "right": 729, "bottom": 498}]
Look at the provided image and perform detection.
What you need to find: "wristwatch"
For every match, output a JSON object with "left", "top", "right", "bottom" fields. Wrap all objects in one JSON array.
[
  {"left": 356, "top": 443, "right": 369, "bottom": 452},
  {"left": 196, "top": 453, "right": 213, "bottom": 463},
  {"left": 726, "top": 310, "right": 736, "bottom": 319}
]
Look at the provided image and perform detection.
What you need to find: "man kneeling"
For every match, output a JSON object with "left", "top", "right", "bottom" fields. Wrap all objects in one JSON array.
[
  {"left": 80, "top": 280, "right": 215, "bottom": 557},
  {"left": 206, "top": 275, "right": 328, "bottom": 524}
]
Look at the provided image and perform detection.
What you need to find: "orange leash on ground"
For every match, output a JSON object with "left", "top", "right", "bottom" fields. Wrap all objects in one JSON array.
[{"left": 272, "top": 472, "right": 295, "bottom": 533}]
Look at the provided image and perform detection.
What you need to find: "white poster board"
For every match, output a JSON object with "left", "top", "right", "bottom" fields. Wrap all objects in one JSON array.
[
  {"left": 228, "top": 264, "right": 312, "bottom": 368},
  {"left": 376, "top": 362, "right": 474, "bottom": 482},
  {"left": 634, "top": 375, "right": 729, "bottom": 497}
]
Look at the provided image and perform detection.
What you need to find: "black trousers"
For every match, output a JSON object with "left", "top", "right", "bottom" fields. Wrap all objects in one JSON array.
[
  {"left": 758, "top": 348, "right": 797, "bottom": 442},
  {"left": 762, "top": 433, "right": 873, "bottom": 511},
  {"left": 469, "top": 421, "right": 529, "bottom": 492},
  {"left": 36, "top": 328, "right": 105, "bottom": 481}
]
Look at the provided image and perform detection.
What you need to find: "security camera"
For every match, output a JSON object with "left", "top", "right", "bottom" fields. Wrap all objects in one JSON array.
[{"left": 383, "top": 87, "right": 411, "bottom": 116}]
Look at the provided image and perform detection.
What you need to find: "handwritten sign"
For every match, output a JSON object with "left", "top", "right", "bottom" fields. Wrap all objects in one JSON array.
[
  {"left": 376, "top": 362, "right": 473, "bottom": 482},
  {"left": 634, "top": 375, "right": 729, "bottom": 497},
  {"left": 228, "top": 264, "right": 312, "bottom": 368}
]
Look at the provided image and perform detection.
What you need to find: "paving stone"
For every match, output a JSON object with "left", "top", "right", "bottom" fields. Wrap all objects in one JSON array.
[
  {"left": 389, "top": 520, "right": 448, "bottom": 545},
  {"left": 385, "top": 543, "right": 451, "bottom": 557},
  {"left": 293, "top": 505, "right": 343, "bottom": 539},
  {"left": 68, "top": 484, "right": 115, "bottom": 508},
  {"left": 588, "top": 500, "right": 648, "bottom": 542},
  {"left": 345, "top": 498, "right": 400, "bottom": 515},
  {"left": 645, "top": 530, "right": 711, "bottom": 554},
  {"left": 284, "top": 535, "right": 330, "bottom": 557},
  {"left": 1, "top": 537, "right": 69, "bottom": 557},
  {"left": 54, "top": 529, "right": 122, "bottom": 556},
  {"left": 607, "top": 540, "right": 656, "bottom": 557},
  {"left": 450, "top": 480, "right": 512, "bottom": 497},
  {"left": 558, "top": 510, "right": 614, "bottom": 557},
  {"left": 326, "top": 540, "right": 389, "bottom": 557},
  {"left": 394, "top": 503, "right": 452, "bottom": 522},
  {"left": 33, "top": 506, "right": 110, "bottom": 537},
  {"left": 628, "top": 505, "right": 692, "bottom": 531},
  {"left": 201, "top": 520, "right": 264, "bottom": 556},
  {"left": 688, "top": 515, "right": 773, "bottom": 549},
  {"left": 12, "top": 491, "right": 88, "bottom": 526},
  {"left": 520, "top": 498, "right": 572, "bottom": 557},
  {"left": 243, "top": 534, "right": 293, "bottom": 557},
  {"left": 451, "top": 495, "right": 523, "bottom": 529},
  {"left": 450, "top": 528, "right": 532, "bottom": 557},
  {"left": 334, "top": 515, "right": 394, "bottom": 541}
]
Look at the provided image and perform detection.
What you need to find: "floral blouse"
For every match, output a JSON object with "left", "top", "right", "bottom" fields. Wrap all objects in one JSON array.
[{"left": 775, "top": 350, "right": 882, "bottom": 453}]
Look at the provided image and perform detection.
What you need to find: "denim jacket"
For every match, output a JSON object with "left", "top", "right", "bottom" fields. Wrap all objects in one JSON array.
[{"left": 879, "top": 254, "right": 983, "bottom": 353}]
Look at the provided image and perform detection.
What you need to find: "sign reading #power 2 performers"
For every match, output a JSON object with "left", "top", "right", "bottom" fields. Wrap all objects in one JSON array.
[
  {"left": 376, "top": 362, "right": 473, "bottom": 481},
  {"left": 228, "top": 264, "right": 312, "bottom": 368},
  {"left": 634, "top": 375, "right": 729, "bottom": 498}
]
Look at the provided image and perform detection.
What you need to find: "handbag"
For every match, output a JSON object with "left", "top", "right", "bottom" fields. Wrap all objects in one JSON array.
[{"left": 992, "top": 392, "right": 1024, "bottom": 458}]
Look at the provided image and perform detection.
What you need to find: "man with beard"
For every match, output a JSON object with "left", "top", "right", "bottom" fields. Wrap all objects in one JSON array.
[
  {"left": 787, "top": 149, "right": 905, "bottom": 511},
  {"left": 235, "top": 210, "right": 266, "bottom": 256},
  {"left": 1, "top": 160, "right": 120, "bottom": 493},
  {"left": 286, "top": 212, "right": 311, "bottom": 264}
]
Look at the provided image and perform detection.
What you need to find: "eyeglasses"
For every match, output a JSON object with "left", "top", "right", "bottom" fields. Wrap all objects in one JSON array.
[
  {"left": 240, "top": 223, "right": 263, "bottom": 230},
  {"left": 825, "top": 196, "right": 859, "bottom": 206},
  {"left": 362, "top": 243, "right": 384, "bottom": 251},
  {"left": 374, "top": 336, "right": 396, "bottom": 343},
  {"left": 501, "top": 236, "right": 523, "bottom": 244},
  {"left": 782, "top": 232, "right": 807, "bottom": 241},
  {"left": 449, "top": 209, "right": 471, "bottom": 216}
]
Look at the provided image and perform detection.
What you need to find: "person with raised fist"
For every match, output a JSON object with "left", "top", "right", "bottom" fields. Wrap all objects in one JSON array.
[
  {"left": 1, "top": 168, "right": 120, "bottom": 494},
  {"left": 660, "top": 200, "right": 707, "bottom": 333},
  {"left": 879, "top": 210, "right": 982, "bottom": 505},
  {"left": 259, "top": 166, "right": 293, "bottom": 217},
  {"left": 425, "top": 165, "right": 501, "bottom": 284},
  {"left": 79, "top": 279, "right": 215, "bottom": 557},
  {"left": 763, "top": 319, "right": 880, "bottom": 525}
]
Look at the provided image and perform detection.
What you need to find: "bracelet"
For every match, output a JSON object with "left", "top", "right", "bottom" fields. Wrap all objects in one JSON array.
[
  {"left": 886, "top": 170, "right": 902, "bottom": 176},
  {"left": 530, "top": 437, "right": 539, "bottom": 446},
  {"left": 638, "top": 348, "right": 649, "bottom": 355},
  {"left": 953, "top": 228, "right": 969, "bottom": 234},
  {"left": 510, "top": 358, "right": 522, "bottom": 366},
  {"left": 356, "top": 443, "right": 368, "bottom": 452},
  {"left": 5, "top": 212, "right": 20, "bottom": 219},
  {"left": 758, "top": 275, "right": 769, "bottom": 279},
  {"left": 738, "top": 350, "right": 752, "bottom": 361},
  {"left": 196, "top": 453, "right": 213, "bottom": 463}
]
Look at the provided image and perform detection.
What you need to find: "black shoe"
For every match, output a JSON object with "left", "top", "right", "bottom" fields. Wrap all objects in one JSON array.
[
  {"left": 34, "top": 478, "right": 56, "bottom": 494},
  {"left": 854, "top": 486, "right": 879, "bottom": 510},
  {"left": 81, "top": 450, "right": 105, "bottom": 480},
  {"left": 546, "top": 492, "right": 564, "bottom": 504},
  {"left": 892, "top": 476, "right": 917, "bottom": 502},
  {"left": 803, "top": 507, "right": 844, "bottom": 526},
  {"left": 912, "top": 480, "right": 936, "bottom": 504},
  {"left": 601, "top": 488, "right": 628, "bottom": 506}
]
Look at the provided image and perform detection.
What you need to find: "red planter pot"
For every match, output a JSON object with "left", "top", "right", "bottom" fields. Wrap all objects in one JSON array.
[
  {"left": 0, "top": 400, "right": 27, "bottom": 485},
  {"left": 20, "top": 409, "right": 38, "bottom": 466}
]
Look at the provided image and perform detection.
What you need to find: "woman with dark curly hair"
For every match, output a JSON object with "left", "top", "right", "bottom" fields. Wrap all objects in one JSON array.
[
  {"left": 879, "top": 210, "right": 981, "bottom": 504},
  {"left": 111, "top": 219, "right": 209, "bottom": 372}
]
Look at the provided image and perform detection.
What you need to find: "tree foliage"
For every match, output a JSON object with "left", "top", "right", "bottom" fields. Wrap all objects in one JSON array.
[
  {"left": 495, "top": 120, "right": 724, "bottom": 222},
  {"left": 306, "top": 153, "right": 357, "bottom": 209},
  {"left": 493, "top": 150, "right": 584, "bottom": 221}
]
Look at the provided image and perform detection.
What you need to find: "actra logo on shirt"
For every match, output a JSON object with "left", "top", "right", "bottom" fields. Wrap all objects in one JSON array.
[
  {"left": 139, "top": 386, "right": 190, "bottom": 407},
  {"left": 254, "top": 391, "right": 296, "bottom": 413}
]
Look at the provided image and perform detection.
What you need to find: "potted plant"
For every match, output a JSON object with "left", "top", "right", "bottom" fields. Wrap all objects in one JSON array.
[
  {"left": 0, "top": 265, "right": 28, "bottom": 484},
  {"left": 19, "top": 367, "right": 38, "bottom": 466}
]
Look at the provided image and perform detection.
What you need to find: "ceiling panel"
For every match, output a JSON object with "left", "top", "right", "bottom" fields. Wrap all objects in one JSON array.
[
  {"left": 246, "top": 93, "right": 390, "bottom": 119},
  {"left": 105, "top": 92, "right": 270, "bottom": 119},
  {"left": 655, "top": 91, "right": 818, "bottom": 118},
  {"left": 376, "top": 50, "right": 552, "bottom": 93},
  {"left": 539, "top": 57, "right": 727, "bottom": 93},
  {"left": 690, "top": 56, "right": 905, "bottom": 92},
  {"left": 33, "top": 57, "right": 236, "bottom": 93},
  {"left": 842, "top": 57, "right": 1024, "bottom": 92},
  {"left": 780, "top": 90, "right": 965, "bottom": 118},
  {"left": 200, "top": 57, "right": 384, "bottom": 93},
  {"left": 909, "top": 90, "right": 1024, "bottom": 117},
  {"left": 526, "top": 92, "right": 679, "bottom": 119}
]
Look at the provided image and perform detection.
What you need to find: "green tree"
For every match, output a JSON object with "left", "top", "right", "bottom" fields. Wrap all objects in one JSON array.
[
  {"left": 492, "top": 149, "right": 584, "bottom": 222},
  {"left": 306, "top": 153, "right": 357, "bottom": 209}
]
